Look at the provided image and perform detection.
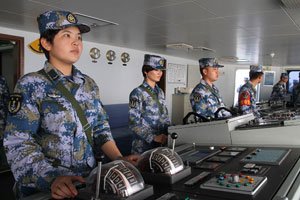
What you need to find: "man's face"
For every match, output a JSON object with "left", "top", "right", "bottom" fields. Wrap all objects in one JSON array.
[
  {"left": 257, "top": 74, "right": 263, "bottom": 83},
  {"left": 203, "top": 67, "right": 219, "bottom": 82},
  {"left": 282, "top": 77, "right": 288, "bottom": 83}
]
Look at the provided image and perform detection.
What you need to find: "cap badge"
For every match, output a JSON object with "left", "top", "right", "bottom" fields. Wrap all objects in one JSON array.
[
  {"left": 158, "top": 59, "right": 164, "bottom": 66},
  {"left": 67, "top": 13, "right": 76, "bottom": 24}
]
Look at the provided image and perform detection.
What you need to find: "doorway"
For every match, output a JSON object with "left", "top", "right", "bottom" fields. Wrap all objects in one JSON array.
[
  {"left": 0, "top": 33, "right": 24, "bottom": 173},
  {"left": 0, "top": 33, "right": 24, "bottom": 91},
  {"left": 234, "top": 69, "right": 261, "bottom": 106}
]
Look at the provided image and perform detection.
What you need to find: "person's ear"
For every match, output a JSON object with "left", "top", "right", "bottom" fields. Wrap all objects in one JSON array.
[
  {"left": 203, "top": 68, "right": 208, "bottom": 76},
  {"left": 40, "top": 38, "right": 52, "bottom": 51}
]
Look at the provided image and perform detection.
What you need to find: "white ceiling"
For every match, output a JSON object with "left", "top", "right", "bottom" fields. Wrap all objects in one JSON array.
[{"left": 1, "top": 0, "right": 300, "bottom": 66}]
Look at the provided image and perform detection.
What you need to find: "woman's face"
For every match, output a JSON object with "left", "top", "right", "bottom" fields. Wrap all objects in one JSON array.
[
  {"left": 145, "top": 69, "right": 163, "bottom": 83},
  {"left": 44, "top": 26, "right": 83, "bottom": 66}
]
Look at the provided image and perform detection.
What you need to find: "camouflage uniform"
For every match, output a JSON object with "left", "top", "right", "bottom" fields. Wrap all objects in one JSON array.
[
  {"left": 270, "top": 81, "right": 286, "bottom": 102},
  {"left": 238, "top": 81, "right": 260, "bottom": 118},
  {"left": 190, "top": 79, "right": 232, "bottom": 119},
  {"left": 4, "top": 62, "right": 113, "bottom": 198},
  {"left": 0, "top": 76, "right": 9, "bottom": 140},
  {"left": 129, "top": 81, "right": 170, "bottom": 154},
  {"left": 293, "top": 82, "right": 300, "bottom": 104}
]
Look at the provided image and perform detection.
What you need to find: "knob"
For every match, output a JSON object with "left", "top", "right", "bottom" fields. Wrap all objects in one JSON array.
[
  {"left": 171, "top": 132, "right": 178, "bottom": 140},
  {"left": 171, "top": 133, "right": 178, "bottom": 155}
]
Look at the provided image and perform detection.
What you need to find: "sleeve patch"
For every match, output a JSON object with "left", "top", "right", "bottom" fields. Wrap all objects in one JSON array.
[
  {"left": 8, "top": 93, "right": 23, "bottom": 115},
  {"left": 239, "top": 92, "right": 250, "bottom": 106},
  {"left": 193, "top": 93, "right": 201, "bottom": 103},
  {"left": 129, "top": 98, "right": 138, "bottom": 108}
]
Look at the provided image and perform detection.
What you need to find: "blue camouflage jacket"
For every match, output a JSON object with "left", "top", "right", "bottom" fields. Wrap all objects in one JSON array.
[
  {"left": 190, "top": 79, "right": 232, "bottom": 119},
  {"left": 270, "top": 81, "right": 286, "bottom": 102},
  {"left": 4, "top": 62, "right": 113, "bottom": 198},
  {"left": 129, "top": 81, "right": 170, "bottom": 154},
  {"left": 0, "top": 76, "right": 9, "bottom": 139},
  {"left": 293, "top": 83, "right": 300, "bottom": 104},
  {"left": 238, "top": 81, "right": 260, "bottom": 118}
]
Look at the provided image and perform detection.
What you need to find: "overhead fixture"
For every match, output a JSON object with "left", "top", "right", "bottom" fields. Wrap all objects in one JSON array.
[
  {"left": 221, "top": 56, "right": 238, "bottom": 61},
  {"left": 193, "top": 46, "right": 216, "bottom": 52},
  {"left": 74, "top": 12, "right": 119, "bottom": 28},
  {"left": 166, "top": 43, "right": 193, "bottom": 50},
  {"left": 220, "top": 56, "right": 249, "bottom": 62},
  {"left": 166, "top": 43, "right": 215, "bottom": 52},
  {"left": 236, "top": 59, "right": 249, "bottom": 62}
]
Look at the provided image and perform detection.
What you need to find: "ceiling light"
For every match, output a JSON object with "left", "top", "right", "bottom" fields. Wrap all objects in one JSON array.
[
  {"left": 270, "top": 52, "right": 276, "bottom": 58},
  {"left": 270, "top": 52, "right": 275, "bottom": 58}
]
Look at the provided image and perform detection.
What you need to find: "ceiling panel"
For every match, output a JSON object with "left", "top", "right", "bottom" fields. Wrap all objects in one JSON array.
[
  {"left": 142, "top": 1, "right": 217, "bottom": 24},
  {"left": 193, "top": 0, "right": 281, "bottom": 17},
  {"left": 224, "top": 9, "right": 294, "bottom": 29},
  {"left": 245, "top": 24, "right": 300, "bottom": 37},
  {"left": 0, "top": 0, "right": 300, "bottom": 66},
  {"left": 0, "top": 0, "right": 61, "bottom": 15}
]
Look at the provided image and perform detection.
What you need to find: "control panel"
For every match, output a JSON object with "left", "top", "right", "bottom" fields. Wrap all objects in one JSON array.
[
  {"left": 23, "top": 145, "right": 300, "bottom": 200},
  {"left": 148, "top": 145, "right": 300, "bottom": 200}
]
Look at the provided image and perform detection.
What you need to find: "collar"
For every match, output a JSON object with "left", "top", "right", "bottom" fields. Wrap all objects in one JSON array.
[
  {"left": 142, "top": 81, "right": 159, "bottom": 92},
  {"left": 43, "top": 61, "right": 85, "bottom": 85},
  {"left": 200, "top": 79, "right": 216, "bottom": 90},
  {"left": 246, "top": 81, "right": 256, "bottom": 92}
]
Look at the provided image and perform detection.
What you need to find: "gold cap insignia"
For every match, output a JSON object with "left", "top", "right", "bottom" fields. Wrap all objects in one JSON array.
[{"left": 67, "top": 13, "right": 76, "bottom": 24}]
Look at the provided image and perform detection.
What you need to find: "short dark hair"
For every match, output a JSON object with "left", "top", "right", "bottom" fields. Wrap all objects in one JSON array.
[
  {"left": 200, "top": 67, "right": 206, "bottom": 77},
  {"left": 39, "top": 29, "right": 60, "bottom": 60},
  {"left": 249, "top": 72, "right": 263, "bottom": 80},
  {"left": 142, "top": 65, "right": 154, "bottom": 78}
]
